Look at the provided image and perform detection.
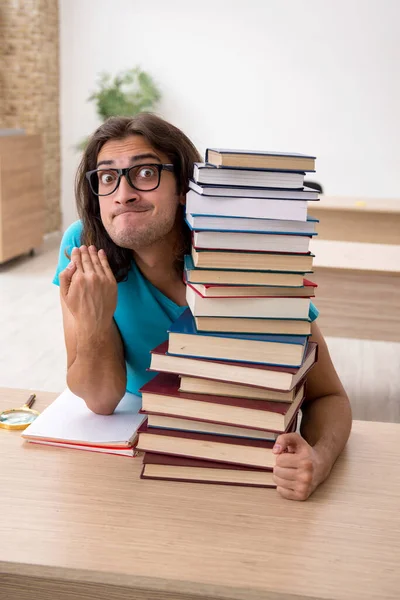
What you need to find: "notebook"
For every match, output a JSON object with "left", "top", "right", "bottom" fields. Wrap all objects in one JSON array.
[{"left": 22, "top": 388, "right": 147, "bottom": 457}]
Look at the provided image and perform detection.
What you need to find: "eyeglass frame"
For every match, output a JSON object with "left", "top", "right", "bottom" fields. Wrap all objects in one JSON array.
[{"left": 85, "top": 163, "right": 175, "bottom": 197}]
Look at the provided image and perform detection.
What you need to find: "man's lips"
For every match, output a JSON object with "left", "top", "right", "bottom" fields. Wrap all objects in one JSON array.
[{"left": 113, "top": 207, "right": 151, "bottom": 217}]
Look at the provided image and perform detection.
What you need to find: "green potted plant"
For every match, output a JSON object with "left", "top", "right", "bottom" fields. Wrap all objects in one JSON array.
[{"left": 78, "top": 67, "right": 161, "bottom": 149}]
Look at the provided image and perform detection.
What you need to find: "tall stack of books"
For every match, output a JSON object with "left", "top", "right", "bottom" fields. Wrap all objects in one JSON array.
[{"left": 136, "top": 149, "right": 320, "bottom": 488}]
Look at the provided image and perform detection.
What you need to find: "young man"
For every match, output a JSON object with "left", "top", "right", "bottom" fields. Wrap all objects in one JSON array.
[{"left": 54, "top": 113, "right": 352, "bottom": 501}]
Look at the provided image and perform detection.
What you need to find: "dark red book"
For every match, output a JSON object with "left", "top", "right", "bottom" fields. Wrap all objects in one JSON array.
[
  {"left": 136, "top": 426, "right": 276, "bottom": 470},
  {"left": 140, "top": 373, "right": 305, "bottom": 433},
  {"left": 141, "top": 453, "right": 276, "bottom": 488},
  {"left": 149, "top": 340, "right": 318, "bottom": 391}
]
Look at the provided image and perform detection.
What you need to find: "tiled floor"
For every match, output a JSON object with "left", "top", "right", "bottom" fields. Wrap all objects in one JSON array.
[{"left": 1, "top": 234, "right": 399, "bottom": 422}]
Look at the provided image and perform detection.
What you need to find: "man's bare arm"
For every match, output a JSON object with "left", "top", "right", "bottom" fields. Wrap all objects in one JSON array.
[
  {"left": 272, "top": 322, "right": 352, "bottom": 500},
  {"left": 59, "top": 246, "right": 127, "bottom": 415},
  {"left": 300, "top": 323, "right": 352, "bottom": 476}
]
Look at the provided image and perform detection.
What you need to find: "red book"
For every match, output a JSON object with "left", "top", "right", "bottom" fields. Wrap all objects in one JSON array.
[
  {"left": 149, "top": 340, "right": 318, "bottom": 392},
  {"left": 136, "top": 426, "right": 276, "bottom": 470},
  {"left": 140, "top": 373, "right": 305, "bottom": 433},
  {"left": 141, "top": 453, "right": 276, "bottom": 488}
]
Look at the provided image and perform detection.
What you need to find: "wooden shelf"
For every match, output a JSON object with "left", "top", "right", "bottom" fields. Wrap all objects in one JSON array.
[
  {"left": 0, "top": 134, "right": 45, "bottom": 264},
  {"left": 308, "top": 196, "right": 400, "bottom": 245},
  {"left": 311, "top": 240, "right": 400, "bottom": 341}
]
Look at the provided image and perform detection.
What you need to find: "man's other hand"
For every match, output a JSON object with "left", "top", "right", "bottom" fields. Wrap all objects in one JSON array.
[{"left": 272, "top": 432, "right": 327, "bottom": 501}]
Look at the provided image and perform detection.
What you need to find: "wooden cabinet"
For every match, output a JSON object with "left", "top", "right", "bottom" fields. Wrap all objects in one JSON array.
[{"left": 0, "top": 134, "right": 45, "bottom": 264}]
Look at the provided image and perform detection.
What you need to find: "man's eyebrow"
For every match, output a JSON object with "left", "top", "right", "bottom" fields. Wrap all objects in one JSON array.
[{"left": 96, "top": 152, "right": 161, "bottom": 168}]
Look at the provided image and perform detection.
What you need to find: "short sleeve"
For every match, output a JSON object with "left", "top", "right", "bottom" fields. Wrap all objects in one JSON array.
[
  {"left": 52, "top": 220, "right": 83, "bottom": 286},
  {"left": 309, "top": 301, "right": 319, "bottom": 322}
]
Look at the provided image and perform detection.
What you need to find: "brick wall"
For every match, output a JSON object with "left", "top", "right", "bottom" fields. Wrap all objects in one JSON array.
[{"left": 0, "top": 0, "right": 61, "bottom": 233}]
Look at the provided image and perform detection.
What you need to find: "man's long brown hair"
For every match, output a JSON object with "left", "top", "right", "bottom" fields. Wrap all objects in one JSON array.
[{"left": 75, "top": 113, "right": 202, "bottom": 282}]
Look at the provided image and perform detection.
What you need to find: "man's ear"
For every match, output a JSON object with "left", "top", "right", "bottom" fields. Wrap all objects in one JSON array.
[{"left": 178, "top": 193, "right": 186, "bottom": 206}]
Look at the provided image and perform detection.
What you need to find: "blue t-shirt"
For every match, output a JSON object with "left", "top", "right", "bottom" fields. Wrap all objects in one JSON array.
[{"left": 53, "top": 220, "right": 319, "bottom": 395}]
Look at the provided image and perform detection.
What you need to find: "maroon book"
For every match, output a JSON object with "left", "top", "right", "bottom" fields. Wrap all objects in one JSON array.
[
  {"left": 149, "top": 340, "right": 318, "bottom": 392},
  {"left": 142, "top": 452, "right": 265, "bottom": 469},
  {"left": 136, "top": 426, "right": 276, "bottom": 470},
  {"left": 139, "top": 373, "right": 305, "bottom": 433},
  {"left": 141, "top": 452, "right": 276, "bottom": 488}
]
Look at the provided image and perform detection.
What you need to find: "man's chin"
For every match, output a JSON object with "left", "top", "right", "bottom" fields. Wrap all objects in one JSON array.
[{"left": 110, "top": 226, "right": 157, "bottom": 250}]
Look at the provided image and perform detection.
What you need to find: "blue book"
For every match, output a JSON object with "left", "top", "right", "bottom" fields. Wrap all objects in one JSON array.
[
  {"left": 167, "top": 309, "right": 308, "bottom": 368},
  {"left": 185, "top": 214, "right": 318, "bottom": 236}
]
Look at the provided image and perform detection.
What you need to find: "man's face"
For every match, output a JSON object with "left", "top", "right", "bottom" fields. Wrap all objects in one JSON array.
[{"left": 96, "top": 135, "right": 183, "bottom": 250}]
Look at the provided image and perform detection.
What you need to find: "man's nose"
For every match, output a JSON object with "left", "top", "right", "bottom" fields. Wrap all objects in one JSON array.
[{"left": 114, "top": 173, "right": 140, "bottom": 203}]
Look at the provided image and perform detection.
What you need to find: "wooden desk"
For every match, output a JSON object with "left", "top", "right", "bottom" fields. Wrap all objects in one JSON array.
[
  {"left": 1, "top": 388, "right": 400, "bottom": 600},
  {"left": 310, "top": 240, "right": 400, "bottom": 341},
  {"left": 308, "top": 196, "right": 400, "bottom": 245}
]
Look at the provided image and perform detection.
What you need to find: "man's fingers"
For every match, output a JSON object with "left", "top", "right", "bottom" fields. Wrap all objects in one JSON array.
[
  {"left": 273, "top": 465, "right": 297, "bottom": 481},
  {"left": 275, "top": 453, "right": 302, "bottom": 468},
  {"left": 88, "top": 245, "right": 104, "bottom": 276},
  {"left": 98, "top": 249, "right": 115, "bottom": 282},
  {"left": 276, "top": 486, "right": 301, "bottom": 501},
  {"left": 273, "top": 474, "right": 295, "bottom": 489},
  {"left": 59, "top": 261, "right": 76, "bottom": 297},
  {"left": 273, "top": 432, "right": 307, "bottom": 455},
  {"left": 71, "top": 247, "right": 83, "bottom": 272},
  {"left": 79, "top": 245, "right": 95, "bottom": 273}
]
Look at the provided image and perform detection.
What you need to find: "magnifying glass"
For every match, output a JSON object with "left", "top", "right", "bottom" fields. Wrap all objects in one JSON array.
[{"left": 0, "top": 394, "right": 40, "bottom": 430}]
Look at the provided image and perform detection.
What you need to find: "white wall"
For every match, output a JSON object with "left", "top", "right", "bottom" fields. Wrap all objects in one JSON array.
[{"left": 59, "top": 0, "right": 400, "bottom": 230}]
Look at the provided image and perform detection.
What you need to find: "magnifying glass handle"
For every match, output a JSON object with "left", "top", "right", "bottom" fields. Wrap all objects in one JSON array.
[{"left": 23, "top": 394, "right": 36, "bottom": 409}]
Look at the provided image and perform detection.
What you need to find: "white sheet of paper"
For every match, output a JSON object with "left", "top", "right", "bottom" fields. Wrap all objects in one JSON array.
[{"left": 22, "top": 388, "right": 145, "bottom": 445}]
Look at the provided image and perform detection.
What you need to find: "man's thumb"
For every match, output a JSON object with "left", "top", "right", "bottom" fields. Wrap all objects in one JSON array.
[
  {"left": 59, "top": 261, "right": 76, "bottom": 296},
  {"left": 272, "top": 432, "right": 303, "bottom": 454}
]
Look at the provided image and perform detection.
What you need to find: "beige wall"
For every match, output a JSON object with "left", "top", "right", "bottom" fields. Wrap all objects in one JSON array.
[{"left": 0, "top": 0, "right": 61, "bottom": 233}]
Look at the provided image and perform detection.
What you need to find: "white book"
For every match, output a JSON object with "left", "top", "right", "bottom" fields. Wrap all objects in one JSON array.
[
  {"left": 186, "top": 283, "right": 310, "bottom": 319},
  {"left": 192, "top": 230, "right": 311, "bottom": 254},
  {"left": 186, "top": 190, "right": 308, "bottom": 222},
  {"left": 189, "top": 180, "right": 320, "bottom": 200},
  {"left": 22, "top": 388, "right": 146, "bottom": 455},
  {"left": 186, "top": 213, "right": 318, "bottom": 235},
  {"left": 193, "top": 163, "right": 305, "bottom": 188}
]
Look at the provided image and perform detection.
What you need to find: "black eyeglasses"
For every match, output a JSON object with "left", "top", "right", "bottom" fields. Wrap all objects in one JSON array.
[{"left": 85, "top": 163, "right": 175, "bottom": 196}]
